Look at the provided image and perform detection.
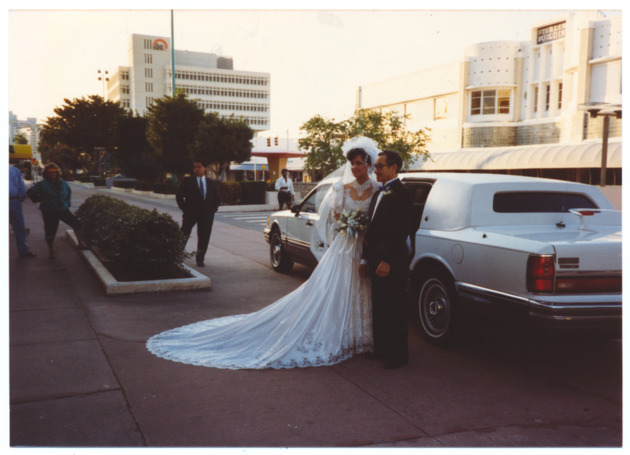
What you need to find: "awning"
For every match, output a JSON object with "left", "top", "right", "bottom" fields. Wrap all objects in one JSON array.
[
  {"left": 230, "top": 157, "right": 304, "bottom": 172},
  {"left": 410, "top": 139, "right": 622, "bottom": 171},
  {"left": 251, "top": 149, "right": 303, "bottom": 159}
]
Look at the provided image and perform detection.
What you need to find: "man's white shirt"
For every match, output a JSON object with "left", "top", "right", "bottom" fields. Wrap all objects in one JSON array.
[{"left": 275, "top": 176, "right": 294, "bottom": 194}]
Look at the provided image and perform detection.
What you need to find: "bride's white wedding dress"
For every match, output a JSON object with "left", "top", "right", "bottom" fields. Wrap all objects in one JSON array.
[{"left": 146, "top": 178, "right": 378, "bottom": 369}]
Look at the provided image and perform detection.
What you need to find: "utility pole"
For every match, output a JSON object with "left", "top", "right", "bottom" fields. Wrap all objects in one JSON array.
[{"left": 171, "top": 10, "right": 176, "bottom": 96}]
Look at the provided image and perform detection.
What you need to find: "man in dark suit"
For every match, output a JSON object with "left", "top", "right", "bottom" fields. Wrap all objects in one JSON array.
[
  {"left": 176, "top": 159, "right": 221, "bottom": 267},
  {"left": 360, "top": 150, "right": 413, "bottom": 369}
]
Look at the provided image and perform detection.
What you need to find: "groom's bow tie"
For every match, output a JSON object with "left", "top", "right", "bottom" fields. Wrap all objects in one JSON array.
[{"left": 379, "top": 181, "right": 395, "bottom": 191}]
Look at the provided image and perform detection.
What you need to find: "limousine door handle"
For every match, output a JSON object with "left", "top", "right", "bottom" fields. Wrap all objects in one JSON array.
[{"left": 305, "top": 220, "right": 314, "bottom": 226}]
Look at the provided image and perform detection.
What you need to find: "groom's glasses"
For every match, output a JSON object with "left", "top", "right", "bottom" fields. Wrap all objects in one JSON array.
[{"left": 374, "top": 163, "right": 391, "bottom": 170}]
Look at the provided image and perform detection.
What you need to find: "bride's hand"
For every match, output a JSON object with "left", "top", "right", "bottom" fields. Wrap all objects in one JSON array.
[{"left": 375, "top": 261, "right": 390, "bottom": 278}]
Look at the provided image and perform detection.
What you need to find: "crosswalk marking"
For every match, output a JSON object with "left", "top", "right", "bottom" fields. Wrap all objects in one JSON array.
[{"left": 228, "top": 216, "right": 269, "bottom": 222}]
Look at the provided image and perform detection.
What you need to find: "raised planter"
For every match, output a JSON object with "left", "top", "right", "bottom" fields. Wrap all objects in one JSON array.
[{"left": 66, "top": 230, "right": 211, "bottom": 295}]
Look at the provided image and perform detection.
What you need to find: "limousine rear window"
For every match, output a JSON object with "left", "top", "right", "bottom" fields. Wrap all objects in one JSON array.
[{"left": 493, "top": 192, "right": 597, "bottom": 213}]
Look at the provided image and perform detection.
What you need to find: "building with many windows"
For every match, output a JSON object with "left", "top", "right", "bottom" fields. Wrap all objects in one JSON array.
[
  {"left": 108, "top": 34, "right": 271, "bottom": 131},
  {"left": 357, "top": 11, "right": 621, "bottom": 190},
  {"left": 9, "top": 111, "right": 40, "bottom": 160}
]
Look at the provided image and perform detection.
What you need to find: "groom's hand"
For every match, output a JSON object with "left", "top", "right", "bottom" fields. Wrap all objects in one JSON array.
[{"left": 375, "top": 261, "right": 391, "bottom": 277}]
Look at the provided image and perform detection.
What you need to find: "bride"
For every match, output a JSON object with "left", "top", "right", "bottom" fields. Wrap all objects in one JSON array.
[{"left": 146, "top": 136, "right": 381, "bottom": 369}]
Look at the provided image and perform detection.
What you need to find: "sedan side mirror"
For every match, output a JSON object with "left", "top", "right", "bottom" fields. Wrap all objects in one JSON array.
[{"left": 291, "top": 205, "right": 301, "bottom": 215}]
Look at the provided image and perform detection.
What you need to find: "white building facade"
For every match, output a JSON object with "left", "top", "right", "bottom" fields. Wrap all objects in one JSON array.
[
  {"left": 9, "top": 111, "right": 40, "bottom": 159},
  {"left": 357, "top": 11, "right": 621, "bottom": 185},
  {"left": 108, "top": 34, "right": 271, "bottom": 132}
]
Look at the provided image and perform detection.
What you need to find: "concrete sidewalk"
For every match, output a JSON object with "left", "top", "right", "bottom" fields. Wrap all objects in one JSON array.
[
  {"left": 10, "top": 197, "right": 427, "bottom": 448},
  {"left": 8, "top": 191, "right": 622, "bottom": 449}
]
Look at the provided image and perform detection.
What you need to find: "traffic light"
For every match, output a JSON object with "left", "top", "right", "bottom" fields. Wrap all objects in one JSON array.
[
  {"left": 274, "top": 137, "right": 279, "bottom": 146},
  {"left": 266, "top": 137, "right": 271, "bottom": 147}
]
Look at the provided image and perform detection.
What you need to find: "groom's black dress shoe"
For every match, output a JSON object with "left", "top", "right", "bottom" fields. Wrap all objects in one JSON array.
[
  {"left": 382, "top": 359, "right": 408, "bottom": 370},
  {"left": 365, "top": 351, "right": 385, "bottom": 360},
  {"left": 196, "top": 255, "right": 205, "bottom": 267}
]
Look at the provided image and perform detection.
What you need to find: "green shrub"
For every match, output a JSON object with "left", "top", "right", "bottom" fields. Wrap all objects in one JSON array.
[
  {"left": 134, "top": 182, "right": 154, "bottom": 191},
  {"left": 113, "top": 179, "right": 136, "bottom": 189},
  {"left": 153, "top": 182, "right": 178, "bottom": 195},
  {"left": 239, "top": 180, "right": 267, "bottom": 205},
  {"left": 217, "top": 181, "right": 242, "bottom": 205},
  {"left": 77, "top": 195, "right": 190, "bottom": 281}
]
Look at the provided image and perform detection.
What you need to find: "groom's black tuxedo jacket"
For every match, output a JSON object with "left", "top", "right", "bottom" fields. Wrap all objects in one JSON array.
[
  {"left": 363, "top": 178, "right": 413, "bottom": 271},
  {"left": 176, "top": 176, "right": 220, "bottom": 217}
]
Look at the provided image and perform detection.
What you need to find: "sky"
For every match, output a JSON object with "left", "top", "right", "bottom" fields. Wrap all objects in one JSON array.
[{"left": 6, "top": 4, "right": 624, "bottom": 138}]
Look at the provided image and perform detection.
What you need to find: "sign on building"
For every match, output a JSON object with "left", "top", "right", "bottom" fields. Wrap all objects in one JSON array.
[{"left": 537, "top": 22, "right": 566, "bottom": 45}]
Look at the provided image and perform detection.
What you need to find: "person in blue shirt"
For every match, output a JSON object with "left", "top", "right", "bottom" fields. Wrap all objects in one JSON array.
[
  {"left": 9, "top": 164, "right": 35, "bottom": 257},
  {"left": 27, "top": 163, "right": 87, "bottom": 258}
]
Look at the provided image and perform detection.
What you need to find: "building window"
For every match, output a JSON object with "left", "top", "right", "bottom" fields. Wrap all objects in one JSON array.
[
  {"left": 145, "top": 82, "right": 153, "bottom": 92},
  {"left": 557, "top": 82, "right": 563, "bottom": 110},
  {"left": 145, "top": 68, "right": 153, "bottom": 78},
  {"left": 434, "top": 97, "right": 447, "bottom": 119},
  {"left": 544, "top": 84, "right": 551, "bottom": 111},
  {"left": 471, "top": 89, "right": 510, "bottom": 115},
  {"left": 144, "top": 54, "right": 152, "bottom": 64},
  {"left": 533, "top": 86, "right": 539, "bottom": 113}
]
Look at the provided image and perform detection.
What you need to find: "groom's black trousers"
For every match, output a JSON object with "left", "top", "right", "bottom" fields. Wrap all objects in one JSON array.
[{"left": 370, "top": 261, "right": 409, "bottom": 363}]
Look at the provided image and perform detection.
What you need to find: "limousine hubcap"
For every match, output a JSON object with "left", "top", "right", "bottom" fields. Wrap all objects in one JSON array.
[
  {"left": 272, "top": 241, "right": 282, "bottom": 265},
  {"left": 420, "top": 278, "right": 451, "bottom": 336}
]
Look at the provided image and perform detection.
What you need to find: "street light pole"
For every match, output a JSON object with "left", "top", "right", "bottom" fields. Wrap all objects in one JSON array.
[
  {"left": 97, "top": 69, "right": 109, "bottom": 99},
  {"left": 171, "top": 10, "right": 176, "bottom": 96}
]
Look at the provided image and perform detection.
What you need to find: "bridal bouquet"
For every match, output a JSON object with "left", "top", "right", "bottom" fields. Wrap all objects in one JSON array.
[{"left": 336, "top": 208, "right": 369, "bottom": 238}]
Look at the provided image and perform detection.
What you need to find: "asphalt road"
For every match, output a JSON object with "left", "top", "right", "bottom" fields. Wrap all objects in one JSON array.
[{"left": 23, "top": 183, "right": 619, "bottom": 448}]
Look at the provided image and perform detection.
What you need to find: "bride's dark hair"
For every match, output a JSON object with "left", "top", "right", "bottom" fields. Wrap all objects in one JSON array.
[{"left": 346, "top": 147, "right": 371, "bottom": 166}]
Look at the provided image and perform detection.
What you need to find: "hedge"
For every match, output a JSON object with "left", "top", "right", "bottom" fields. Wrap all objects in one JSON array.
[
  {"left": 239, "top": 181, "right": 267, "bottom": 204},
  {"left": 76, "top": 195, "right": 190, "bottom": 281}
]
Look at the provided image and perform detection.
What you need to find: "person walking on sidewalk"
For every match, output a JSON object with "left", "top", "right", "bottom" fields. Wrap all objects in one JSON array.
[
  {"left": 275, "top": 168, "right": 294, "bottom": 210},
  {"left": 27, "top": 163, "right": 87, "bottom": 259},
  {"left": 176, "top": 158, "right": 220, "bottom": 267},
  {"left": 9, "top": 164, "right": 36, "bottom": 258}
]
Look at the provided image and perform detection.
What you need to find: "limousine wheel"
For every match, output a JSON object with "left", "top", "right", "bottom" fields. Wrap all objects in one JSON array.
[
  {"left": 270, "top": 228, "right": 294, "bottom": 273},
  {"left": 418, "top": 272, "right": 458, "bottom": 345}
]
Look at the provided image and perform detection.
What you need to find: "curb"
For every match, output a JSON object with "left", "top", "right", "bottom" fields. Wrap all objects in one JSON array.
[{"left": 66, "top": 230, "right": 212, "bottom": 295}]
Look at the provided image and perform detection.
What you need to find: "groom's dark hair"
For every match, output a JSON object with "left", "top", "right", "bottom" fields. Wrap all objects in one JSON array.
[{"left": 379, "top": 150, "right": 403, "bottom": 173}]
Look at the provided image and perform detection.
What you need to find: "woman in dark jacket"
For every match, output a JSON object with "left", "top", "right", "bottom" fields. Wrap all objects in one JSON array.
[{"left": 27, "top": 163, "right": 87, "bottom": 258}]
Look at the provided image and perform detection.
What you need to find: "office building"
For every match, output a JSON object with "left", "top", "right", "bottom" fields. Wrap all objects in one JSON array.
[{"left": 108, "top": 34, "right": 271, "bottom": 131}]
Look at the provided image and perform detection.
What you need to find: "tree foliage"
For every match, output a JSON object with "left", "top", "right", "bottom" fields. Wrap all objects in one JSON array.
[
  {"left": 112, "top": 115, "right": 161, "bottom": 181},
  {"left": 299, "top": 109, "right": 431, "bottom": 178},
  {"left": 13, "top": 133, "right": 28, "bottom": 144},
  {"left": 39, "top": 95, "right": 127, "bottom": 173},
  {"left": 145, "top": 93, "right": 205, "bottom": 177},
  {"left": 298, "top": 115, "right": 348, "bottom": 178},
  {"left": 191, "top": 112, "right": 253, "bottom": 180}
]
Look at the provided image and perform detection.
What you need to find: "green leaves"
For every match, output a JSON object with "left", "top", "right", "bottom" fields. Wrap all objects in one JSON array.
[
  {"left": 298, "top": 109, "right": 431, "bottom": 179},
  {"left": 77, "top": 195, "right": 190, "bottom": 281},
  {"left": 39, "top": 95, "right": 128, "bottom": 174}
]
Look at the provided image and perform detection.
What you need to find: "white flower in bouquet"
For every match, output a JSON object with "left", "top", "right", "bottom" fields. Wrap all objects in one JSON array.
[{"left": 335, "top": 209, "right": 368, "bottom": 238}]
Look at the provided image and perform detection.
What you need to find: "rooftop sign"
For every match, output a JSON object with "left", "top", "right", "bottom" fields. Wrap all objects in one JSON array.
[
  {"left": 153, "top": 38, "right": 168, "bottom": 50},
  {"left": 537, "top": 21, "right": 566, "bottom": 45}
]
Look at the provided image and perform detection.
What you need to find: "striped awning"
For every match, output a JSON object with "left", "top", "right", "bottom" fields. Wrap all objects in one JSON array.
[{"left": 410, "top": 139, "right": 621, "bottom": 171}]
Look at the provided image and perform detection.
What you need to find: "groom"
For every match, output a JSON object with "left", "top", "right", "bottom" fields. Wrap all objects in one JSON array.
[
  {"left": 360, "top": 150, "right": 413, "bottom": 369},
  {"left": 176, "top": 158, "right": 221, "bottom": 267}
]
